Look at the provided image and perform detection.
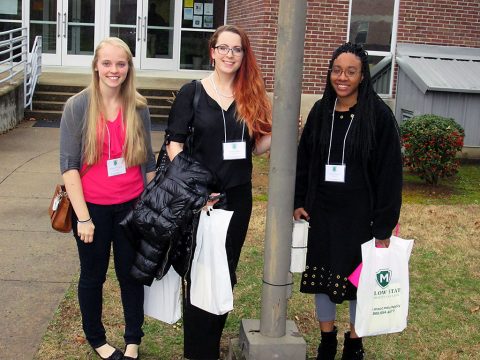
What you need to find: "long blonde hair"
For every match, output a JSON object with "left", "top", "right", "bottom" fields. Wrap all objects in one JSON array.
[{"left": 83, "top": 37, "right": 148, "bottom": 167}]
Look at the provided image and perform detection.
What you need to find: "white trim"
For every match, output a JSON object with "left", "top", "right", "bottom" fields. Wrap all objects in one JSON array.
[
  {"left": 390, "top": 0, "right": 400, "bottom": 97},
  {"left": 347, "top": 0, "right": 352, "bottom": 44},
  {"left": 347, "top": 0, "right": 400, "bottom": 97}
]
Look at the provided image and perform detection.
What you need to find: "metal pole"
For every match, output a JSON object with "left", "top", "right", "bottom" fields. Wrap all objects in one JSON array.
[{"left": 260, "top": 0, "right": 307, "bottom": 337}]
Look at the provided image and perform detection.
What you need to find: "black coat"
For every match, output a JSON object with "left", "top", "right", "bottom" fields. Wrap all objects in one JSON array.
[{"left": 120, "top": 150, "right": 213, "bottom": 286}]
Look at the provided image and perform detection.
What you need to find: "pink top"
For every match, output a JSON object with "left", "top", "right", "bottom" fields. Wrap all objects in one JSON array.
[{"left": 81, "top": 110, "right": 144, "bottom": 205}]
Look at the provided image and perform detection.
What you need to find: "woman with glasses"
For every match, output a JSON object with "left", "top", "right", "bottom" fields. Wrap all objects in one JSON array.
[
  {"left": 293, "top": 42, "right": 402, "bottom": 360},
  {"left": 165, "top": 25, "right": 272, "bottom": 360}
]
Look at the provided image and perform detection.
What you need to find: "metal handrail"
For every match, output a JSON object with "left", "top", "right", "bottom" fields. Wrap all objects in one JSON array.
[
  {"left": 0, "top": 27, "right": 42, "bottom": 110},
  {"left": 0, "top": 28, "right": 27, "bottom": 85},
  {"left": 25, "top": 36, "right": 42, "bottom": 109}
]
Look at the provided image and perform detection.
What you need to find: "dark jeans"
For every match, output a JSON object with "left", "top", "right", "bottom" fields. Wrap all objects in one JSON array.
[
  {"left": 183, "top": 182, "right": 252, "bottom": 359},
  {"left": 73, "top": 199, "right": 144, "bottom": 348}
]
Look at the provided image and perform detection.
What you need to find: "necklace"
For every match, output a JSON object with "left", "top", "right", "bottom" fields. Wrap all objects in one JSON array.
[{"left": 209, "top": 74, "right": 235, "bottom": 98}]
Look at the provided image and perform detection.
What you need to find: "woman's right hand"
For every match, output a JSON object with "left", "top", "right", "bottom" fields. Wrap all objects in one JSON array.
[
  {"left": 77, "top": 220, "right": 95, "bottom": 243},
  {"left": 293, "top": 207, "right": 309, "bottom": 221},
  {"left": 166, "top": 141, "right": 184, "bottom": 161}
]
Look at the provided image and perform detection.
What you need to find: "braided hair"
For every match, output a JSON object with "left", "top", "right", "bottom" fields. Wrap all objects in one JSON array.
[{"left": 318, "top": 42, "right": 380, "bottom": 161}]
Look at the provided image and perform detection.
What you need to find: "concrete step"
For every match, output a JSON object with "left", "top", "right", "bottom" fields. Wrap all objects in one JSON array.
[
  {"left": 25, "top": 110, "right": 168, "bottom": 131},
  {"left": 25, "top": 109, "right": 62, "bottom": 121},
  {"left": 26, "top": 82, "right": 176, "bottom": 126},
  {"left": 31, "top": 100, "right": 66, "bottom": 111},
  {"left": 32, "top": 91, "right": 174, "bottom": 106},
  {"left": 30, "top": 101, "right": 171, "bottom": 114},
  {"left": 149, "top": 104, "right": 172, "bottom": 116},
  {"left": 33, "top": 91, "right": 77, "bottom": 103},
  {"left": 139, "top": 88, "right": 179, "bottom": 97},
  {"left": 146, "top": 95, "right": 175, "bottom": 106},
  {"left": 25, "top": 110, "right": 169, "bottom": 120},
  {"left": 35, "top": 84, "right": 86, "bottom": 94}
]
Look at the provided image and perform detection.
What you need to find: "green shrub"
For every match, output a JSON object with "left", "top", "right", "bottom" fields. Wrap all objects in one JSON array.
[{"left": 400, "top": 114, "right": 464, "bottom": 185}]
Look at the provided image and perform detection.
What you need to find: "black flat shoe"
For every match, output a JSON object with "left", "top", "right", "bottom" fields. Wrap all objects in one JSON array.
[{"left": 93, "top": 347, "right": 124, "bottom": 360}]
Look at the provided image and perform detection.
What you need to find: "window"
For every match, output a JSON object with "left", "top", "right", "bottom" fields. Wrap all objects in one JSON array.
[
  {"left": 348, "top": 0, "right": 399, "bottom": 96},
  {"left": 401, "top": 109, "right": 414, "bottom": 121},
  {"left": 180, "top": 0, "right": 225, "bottom": 70}
]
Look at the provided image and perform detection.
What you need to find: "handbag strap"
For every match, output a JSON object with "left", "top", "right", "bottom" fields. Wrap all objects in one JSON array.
[
  {"left": 80, "top": 165, "right": 92, "bottom": 178},
  {"left": 193, "top": 79, "right": 201, "bottom": 111}
]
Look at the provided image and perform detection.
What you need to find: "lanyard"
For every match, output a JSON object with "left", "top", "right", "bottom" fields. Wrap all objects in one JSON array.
[
  {"left": 327, "top": 98, "right": 354, "bottom": 165},
  {"left": 209, "top": 74, "right": 245, "bottom": 142},
  {"left": 104, "top": 109, "right": 124, "bottom": 160}
]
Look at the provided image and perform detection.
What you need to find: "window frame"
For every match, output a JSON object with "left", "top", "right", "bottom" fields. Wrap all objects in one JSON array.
[
  {"left": 178, "top": 0, "right": 227, "bottom": 71},
  {"left": 347, "top": 0, "right": 400, "bottom": 97}
]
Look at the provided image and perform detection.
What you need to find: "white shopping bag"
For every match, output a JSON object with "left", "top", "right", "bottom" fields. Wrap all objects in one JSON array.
[
  {"left": 355, "top": 236, "right": 414, "bottom": 337},
  {"left": 144, "top": 267, "right": 182, "bottom": 324},
  {"left": 290, "top": 219, "right": 309, "bottom": 273},
  {"left": 190, "top": 208, "right": 234, "bottom": 315}
]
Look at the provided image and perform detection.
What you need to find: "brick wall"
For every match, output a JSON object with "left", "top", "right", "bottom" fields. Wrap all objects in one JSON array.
[
  {"left": 303, "top": 0, "right": 349, "bottom": 94},
  {"left": 228, "top": 0, "right": 350, "bottom": 94},
  {"left": 227, "top": 0, "right": 279, "bottom": 91},
  {"left": 398, "top": 0, "right": 480, "bottom": 47},
  {"left": 228, "top": 0, "right": 480, "bottom": 95}
]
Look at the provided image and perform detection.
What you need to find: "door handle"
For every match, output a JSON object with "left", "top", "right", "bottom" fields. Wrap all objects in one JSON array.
[
  {"left": 137, "top": 16, "right": 141, "bottom": 41},
  {"left": 63, "top": 12, "right": 67, "bottom": 38},
  {"left": 57, "top": 12, "right": 61, "bottom": 38},
  {"left": 143, "top": 16, "right": 147, "bottom": 42}
]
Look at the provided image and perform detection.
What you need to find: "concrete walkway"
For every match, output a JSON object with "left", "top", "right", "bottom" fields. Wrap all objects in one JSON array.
[{"left": 0, "top": 121, "right": 162, "bottom": 359}]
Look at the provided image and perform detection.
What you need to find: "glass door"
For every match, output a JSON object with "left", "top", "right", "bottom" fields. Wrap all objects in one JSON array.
[
  {"left": 108, "top": 0, "right": 179, "bottom": 70},
  {"left": 140, "top": 0, "right": 178, "bottom": 69},
  {"left": 29, "top": 0, "right": 62, "bottom": 65},
  {"left": 109, "top": 0, "right": 139, "bottom": 66},
  {"left": 62, "top": 0, "right": 97, "bottom": 65},
  {"left": 29, "top": 0, "right": 100, "bottom": 66}
]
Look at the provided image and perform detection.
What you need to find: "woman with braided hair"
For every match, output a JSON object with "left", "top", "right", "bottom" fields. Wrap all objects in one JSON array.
[{"left": 294, "top": 43, "right": 402, "bottom": 359}]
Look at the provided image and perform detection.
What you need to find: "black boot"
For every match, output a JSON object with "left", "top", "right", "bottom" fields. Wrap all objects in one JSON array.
[
  {"left": 341, "top": 331, "right": 364, "bottom": 360},
  {"left": 316, "top": 326, "right": 338, "bottom": 360}
]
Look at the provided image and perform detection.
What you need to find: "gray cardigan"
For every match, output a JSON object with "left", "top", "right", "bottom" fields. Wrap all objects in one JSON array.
[{"left": 59, "top": 89, "right": 156, "bottom": 182}]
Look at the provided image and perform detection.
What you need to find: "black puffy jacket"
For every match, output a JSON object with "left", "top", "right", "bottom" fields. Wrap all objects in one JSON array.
[{"left": 120, "top": 150, "right": 213, "bottom": 286}]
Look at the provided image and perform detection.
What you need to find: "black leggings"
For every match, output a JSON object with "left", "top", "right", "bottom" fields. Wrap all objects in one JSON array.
[{"left": 183, "top": 182, "right": 252, "bottom": 359}]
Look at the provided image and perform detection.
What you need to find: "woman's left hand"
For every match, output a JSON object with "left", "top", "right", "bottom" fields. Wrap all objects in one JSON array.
[
  {"left": 375, "top": 238, "right": 390, "bottom": 248},
  {"left": 204, "top": 192, "right": 221, "bottom": 208},
  {"left": 253, "top": 135, "right": 271, "bottom": 155}
]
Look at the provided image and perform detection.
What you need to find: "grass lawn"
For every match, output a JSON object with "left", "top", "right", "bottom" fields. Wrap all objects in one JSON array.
[{"left": 35, "top": 158, "right": 480, "bottom": 360}]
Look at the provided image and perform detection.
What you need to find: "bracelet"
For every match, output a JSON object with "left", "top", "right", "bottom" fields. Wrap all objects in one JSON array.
[{"left": 77, "top": 217, "right": 92, "bottom": 224}]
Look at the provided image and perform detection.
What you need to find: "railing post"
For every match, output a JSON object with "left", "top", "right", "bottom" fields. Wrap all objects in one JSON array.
[{"left": 9, "top": 31, "right": 14, "bottom": 83}]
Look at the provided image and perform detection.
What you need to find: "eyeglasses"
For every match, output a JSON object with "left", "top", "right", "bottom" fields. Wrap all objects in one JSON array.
[
  {"left": 330, "top": 67, "right": 361, "bottom": 78},
  {"left": 214, "top": 45, "right": 244, "bottom": 57}
]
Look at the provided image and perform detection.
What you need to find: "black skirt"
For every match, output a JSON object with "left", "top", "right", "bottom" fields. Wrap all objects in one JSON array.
[{"left": 300, "top": 180, "right": 372, "bottom": 304}]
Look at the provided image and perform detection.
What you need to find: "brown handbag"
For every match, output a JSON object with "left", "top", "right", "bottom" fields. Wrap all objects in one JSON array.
[
  {"left": 49, "top": 166, "right": 91, "bottom": 233},
  {"left": 49, "top": 184, "right": 73, "bottom": 233}
]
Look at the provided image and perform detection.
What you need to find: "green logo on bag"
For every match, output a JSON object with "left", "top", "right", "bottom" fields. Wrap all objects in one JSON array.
[{"left": 376, "top": 269, "right": 392, "bottom": 288}]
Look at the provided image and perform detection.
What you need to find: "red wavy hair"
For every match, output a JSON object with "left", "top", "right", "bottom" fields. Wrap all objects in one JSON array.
[{"left": 209, "top": 25, "right": 272, "bottom": 143}]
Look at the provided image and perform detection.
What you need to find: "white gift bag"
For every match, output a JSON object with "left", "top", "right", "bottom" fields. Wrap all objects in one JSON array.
[
  {"left": 143, "top": 267, "right": 182, "bottom": 324},
  {"left": 355, "top": 236, "right": 414, "bottom": 337},
  {"left": 190, "top": 208, "right": 234, "bottom": 315},
  {"left": 290, "top": 219, "right": 309, "bottom": 273}
]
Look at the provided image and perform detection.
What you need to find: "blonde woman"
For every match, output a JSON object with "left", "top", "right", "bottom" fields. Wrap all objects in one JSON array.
[{"left": 60, "top": 37, "right": 155, "bottom": 360}]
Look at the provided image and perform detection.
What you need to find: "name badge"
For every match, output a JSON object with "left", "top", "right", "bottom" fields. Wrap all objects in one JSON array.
[
  {"left": 223, "top": 141, "right": 246, "bottom": 160},
  {"left": 325, "top": 164, "right": 346, "bottom": 183},
  {"left": 107, "top": 157, "right": 126, "bottom": 177}
]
